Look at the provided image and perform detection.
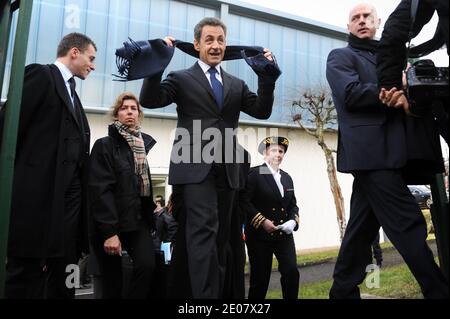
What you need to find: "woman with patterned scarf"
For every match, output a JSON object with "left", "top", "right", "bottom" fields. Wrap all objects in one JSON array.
[{"left": 89, "top": 92, "right": 157, "bottom": 298}]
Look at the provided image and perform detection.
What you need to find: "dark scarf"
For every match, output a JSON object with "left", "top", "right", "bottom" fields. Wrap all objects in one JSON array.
[
  {"left": 348, "top": 33, "right": 379, "bottom": 53},
  {"left": 175, "top": 40, "right": 281, "bottom": 80},
  {"left": 114, "top": 38, "right": 281, "bottom": 81},
  {"left": 175, "top": 41, "right": 261, "bottom": 61}
]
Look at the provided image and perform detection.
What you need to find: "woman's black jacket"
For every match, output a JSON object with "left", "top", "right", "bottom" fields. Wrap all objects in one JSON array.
[{"left": 89, "top": 124, "right": 157, "bottom": 241}]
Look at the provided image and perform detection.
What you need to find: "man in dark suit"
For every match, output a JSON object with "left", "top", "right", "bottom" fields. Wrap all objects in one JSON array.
[
  {"left": 243, "top": 136, "right": 300, "bottom": 299},
  {"left": 326, "top": 3, "right": 448, "bottom": 299},
  {"left": 139, "top": 17, "right": 276, "bottom": 298},
  {"left": 4, "top": 33, "right": 96, "bottom": 299}
]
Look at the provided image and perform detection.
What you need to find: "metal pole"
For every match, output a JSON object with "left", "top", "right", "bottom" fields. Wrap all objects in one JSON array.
[
  {"left": 429, "top": 173, "right": 449, "bottom": 280},
  {"left": 0, "top": 0, "right": 34, "bottom": 298},
  {"left": 0, "top": 0, "right": 13, "bottom": 95}
]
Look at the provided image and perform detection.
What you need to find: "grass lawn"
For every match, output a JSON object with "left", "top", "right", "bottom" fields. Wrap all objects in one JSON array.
[
  {"left": 266, "top": 262, "right": 424, "bottom": 299},
  {"left": 260, "top": 240, "right": 397, "bottom": 272},
  {"left": 297, "top": 241, "right": 396, "bottom": 265},
  {"left": 247, "top": 238, "right": 435, "bottom": 272},
  {"left": 359, "top": 263, "right": 422, "bottom": 299}
]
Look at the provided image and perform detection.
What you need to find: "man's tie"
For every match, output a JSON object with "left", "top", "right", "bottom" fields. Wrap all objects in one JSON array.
[
  {"left": 208, "top": 68, "right": 223, "bottom": 110},
  {"left": 68, "top": 77, "right": 76, "bottom": 101},
  {"left": 68, "top": 77, "right": 83, "bottom": 126}
]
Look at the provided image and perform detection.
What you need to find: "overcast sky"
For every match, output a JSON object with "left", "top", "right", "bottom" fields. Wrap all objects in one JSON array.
[{"left": 240, "top": 0, "right": 447, "bottom": 65}]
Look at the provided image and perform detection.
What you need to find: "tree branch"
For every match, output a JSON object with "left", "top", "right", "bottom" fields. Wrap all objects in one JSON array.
[{"left": 294, "top": 119, "right": 317, "bottom": 137}]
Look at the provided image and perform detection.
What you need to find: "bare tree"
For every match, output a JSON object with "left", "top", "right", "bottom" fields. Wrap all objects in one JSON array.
[{"left": 291, "top": 88, "right": 347, "bottom": 241}]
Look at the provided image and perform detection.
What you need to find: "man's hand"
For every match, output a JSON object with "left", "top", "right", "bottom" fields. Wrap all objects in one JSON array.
[
  {"left": 277, "top": 220, "right": 296, "bottom": 235},
  {"left": 261, "top": 219, "right": 278, "bottom": 233},
  {"left": 163, "top": 36, "right": 176, "bottom": 47},
  {"left": 263, "top": 48, "right": 273, "bottom": 62},
  {"left": 104, "top": 235, "right": 122, "bottom": 256},
  {"left": 379, "top": 87, "right": 403, "bottom": 107},
  {"left": 395, "top": 94, "right": 410, "bottom": 114},
  {"left": 379, "top": 87, "right": 410, "bottom": 114}
]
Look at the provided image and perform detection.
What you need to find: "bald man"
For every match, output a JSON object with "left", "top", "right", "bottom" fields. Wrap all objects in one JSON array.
[{"left": 326, "top": 3, "right": 448, "bottom": 299}]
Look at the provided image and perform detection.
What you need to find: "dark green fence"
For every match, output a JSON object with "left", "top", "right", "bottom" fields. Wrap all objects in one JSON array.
[{"left": 0, "top": 0, "right": 34, "bottom": 298}]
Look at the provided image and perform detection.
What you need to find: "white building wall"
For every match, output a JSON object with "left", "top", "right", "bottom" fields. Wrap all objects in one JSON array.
[{"left": 88, "top": 113, "right": 355, "bottom": 250}]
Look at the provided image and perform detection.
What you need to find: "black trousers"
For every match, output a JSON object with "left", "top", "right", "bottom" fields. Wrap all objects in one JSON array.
[
  {"left": 330, "top": 169, "right": 449, "bottom": 299},
  {"left": 166, "top": 218, "right": 191, "bottom": 298},
  {"left": 182, "top": 163, "right": 236, "bottom": 298},
  {"left": 95, "top": 221, "right": 155, "bottom": 299},
  {"left": 5, "top": 175, "right": 81, "bottom": 299},
  {"left": 4, "top": 257, "right": 47, "bottom": 299},
  {"left": 166, "top": 188, "right": 192, "bottom": 298},
  {"left": 222, "top": 210, "right": 246, "bottom": 299},
  {"left": 246, "top": 236, "right": 299, "bottom": 299},
  {"left": 45, "top": 176, "right": 81, "bottom": 299}
]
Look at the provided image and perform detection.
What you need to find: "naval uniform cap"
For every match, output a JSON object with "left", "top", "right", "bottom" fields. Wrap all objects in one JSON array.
[{"left": 258, "top": 136, "right": 289, "bottom": 154}]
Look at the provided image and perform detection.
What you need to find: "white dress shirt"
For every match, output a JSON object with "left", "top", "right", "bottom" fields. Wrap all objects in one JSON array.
[
  {"left": 264, "top": 161, "right": 284, "bottom": 197},
  {"left": 197, "top": 60, "right": 223, "bottom": 86},
  {"left": 53, "top": 60, "right": 75, "bottom": 106}
]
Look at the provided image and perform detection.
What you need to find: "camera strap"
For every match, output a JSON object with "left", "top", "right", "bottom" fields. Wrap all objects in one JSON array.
[
  {"left": 409, "top": 0, "right": 419, "bottom": 37},
  {"left": 406, "top": 0, "right": 419, "bottom": 60},
  {"left": 407, "top": 0, "right": 445, "bottom": 59}
]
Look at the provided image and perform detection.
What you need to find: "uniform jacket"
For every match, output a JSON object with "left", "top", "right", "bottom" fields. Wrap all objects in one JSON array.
[
  {"left": 243, "top": 164, "right": 299, "bottom": 242},
  {"left": 88, "top": 124, "right": 156, "bottom": 242},
  {"left": 139, "top": 62, "right": 274, "bottom": 189},
  {"left": 6, "top": 64, "right": 90, "bottom": 258}
]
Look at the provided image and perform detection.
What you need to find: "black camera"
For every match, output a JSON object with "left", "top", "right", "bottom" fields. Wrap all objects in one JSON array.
[
  {"left": 406, "top": 59, "right": 448, "bottom": 116},
  {"left": 407, "top": 59, "right": 448, "bottom": 100}
]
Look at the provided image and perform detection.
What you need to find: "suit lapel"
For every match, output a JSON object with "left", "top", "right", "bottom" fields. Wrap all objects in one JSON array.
[
  {"left": 221, "top": 68, "right": 232, "bottom": 110},
  {"left": 261, "top": 163, "right": 283, "bottom": 203},
  {"left": 353, "top": 48, "right": 376, "bottom": 65},
  {"left": 49, "top": 64, "right": 81, "bottom": 129},
  {"left": 74, "top": 93, "right": 89, "bottom": 144},
  {"left": 188, "top": 63, "right": 218, "bottom": 107}
]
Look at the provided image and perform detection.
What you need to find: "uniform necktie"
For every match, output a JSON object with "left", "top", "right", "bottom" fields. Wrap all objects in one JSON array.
[{"left": 208, "top": 68, "right": 223, "bottom": 110}]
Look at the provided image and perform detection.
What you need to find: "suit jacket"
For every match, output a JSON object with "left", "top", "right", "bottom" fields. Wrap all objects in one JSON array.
[
  {"left": 327, "top": 45, "right": 408, "bottom": 173},
  {"left": 243, "top": 164, "right": 299, "bottom": 242},
  {"left": 7, "top": 63, "right": 90, "bottom": 258},
  {"left": 139, "top": 62, "right": 274, "bottom": 189},
  {"left": 327, "top": 45, "right": 444, "bottom": 181}
]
